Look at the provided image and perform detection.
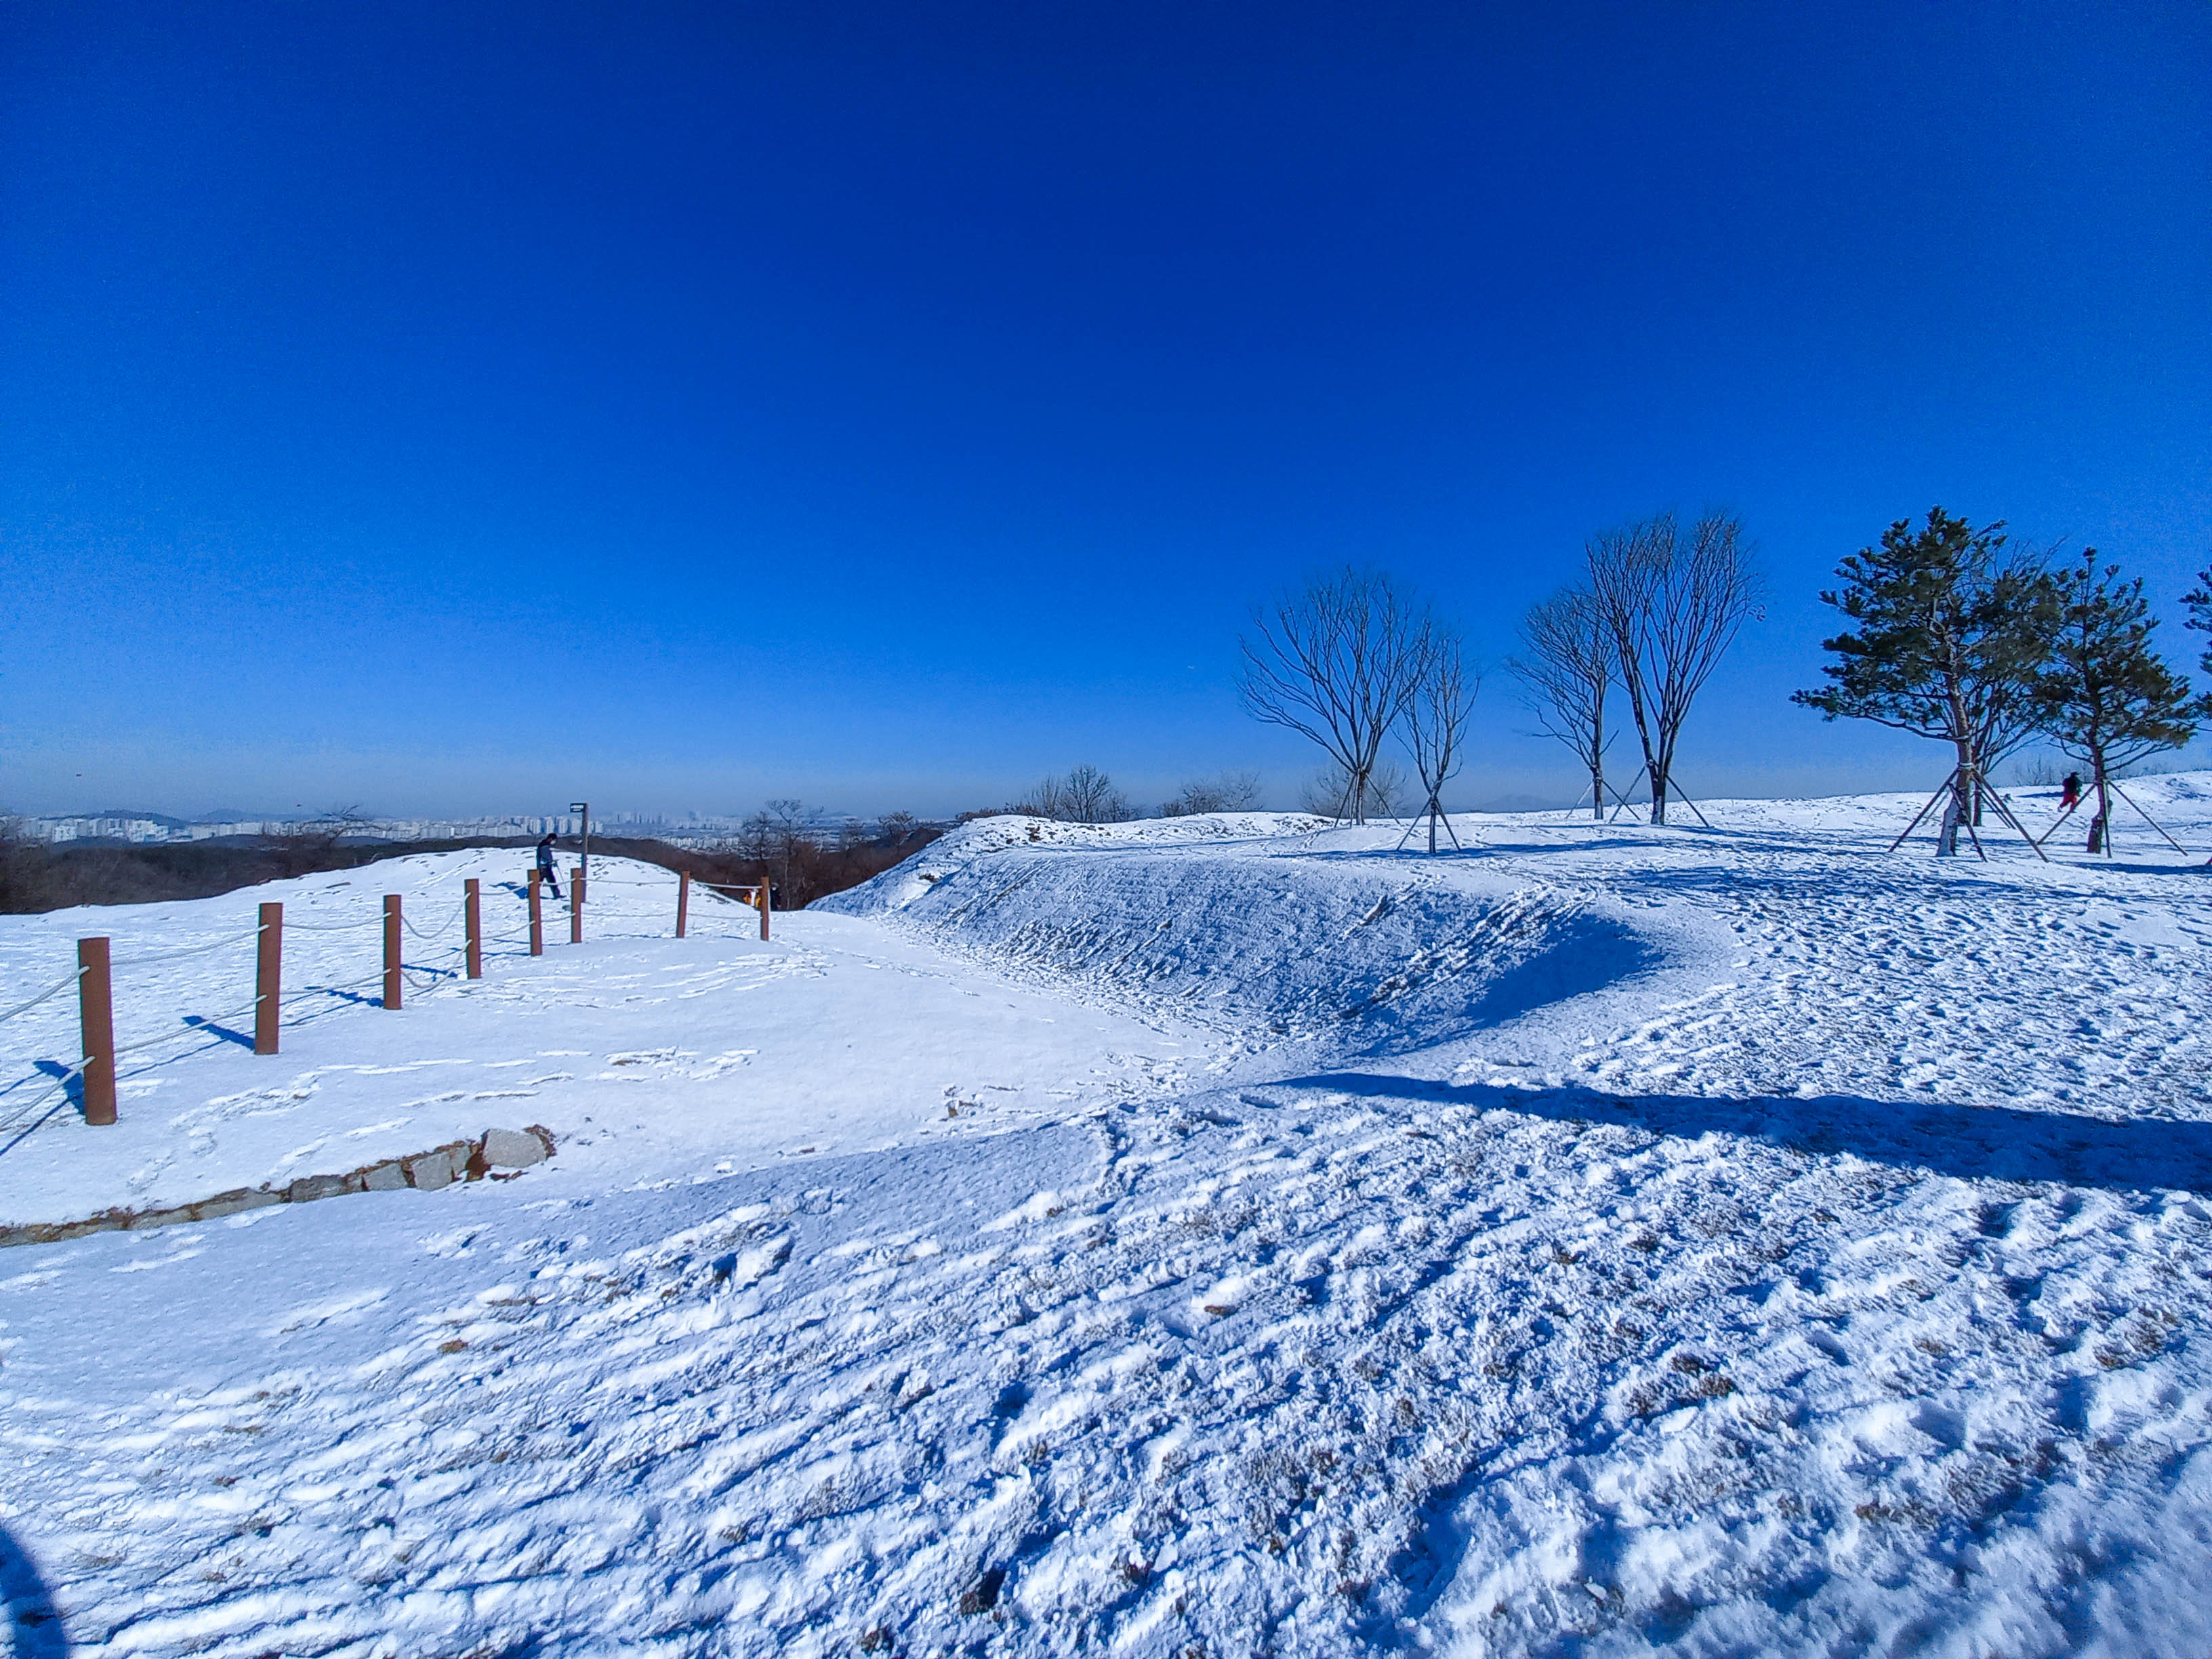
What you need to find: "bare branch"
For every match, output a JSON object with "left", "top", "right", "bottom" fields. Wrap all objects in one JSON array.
[
  {"left": 1511, "top": 586, "right": 1611, "bottom": 819},
  {"left": 1586, "top": 511, "right": 1761, "bottom": 824},
  {"left": 1238, "top": 568, "right": 1432, "bottom": 824}
]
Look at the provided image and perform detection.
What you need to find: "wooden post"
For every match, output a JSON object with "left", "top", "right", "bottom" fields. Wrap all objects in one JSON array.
[
  {"left": 676, "top": 872, "right": 690, "bottom": 939},
  {"left": 570, "top": 867, "right": 583, "bottom": 944},
  {"left": 255, "top": 902, "right": 283, "bottom": 1054},
  {"left": 78, "top": 937, "right": 117, "bottom": 1126},
  {"left": 759, "top": 880, "right": 771, "bottom": 942},
  {"left": 528, "top": 869, "right": 544, "bottom": 956},
  {"left": 383, "top": 895, "right": 403, "bottom": 1009},
  {"left": 464, "top": 878, "right": 483, "bottom": 979}
]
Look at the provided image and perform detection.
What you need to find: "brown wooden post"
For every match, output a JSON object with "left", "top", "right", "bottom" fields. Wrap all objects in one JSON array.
[
  {"left": 383, "top": 895, "right": 403, "bottom": 1010},
  {"left": 570, "top": 867, "right": 583, "bottom": 944},
  {"left": 78, "top": 937, "right": 117, "bottom": 1126},
  {"left": 676, "top": 872, "right": 690, "bottom": 939},
  {"left": 464, "top": 878, "right": 483, "bottom": 979},
  {"left": 759, "top": 880, "right": 771, "bottom": 942},
  {"left": 528, "top": 869, "right": 544, "bottom": 956},
  {"left": 255, "top": 902, "right": 283, "bottom": 1054}
]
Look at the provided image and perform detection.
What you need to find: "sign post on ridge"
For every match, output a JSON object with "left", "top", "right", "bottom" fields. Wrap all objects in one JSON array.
[{"left": 571, "top": 801, "right": 590, "bottom": 881}]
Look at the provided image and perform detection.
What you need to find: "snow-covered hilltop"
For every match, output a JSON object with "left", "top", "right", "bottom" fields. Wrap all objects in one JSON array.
[{"left": 2, "top": 780, "right": 2209, "bottom": 1655}]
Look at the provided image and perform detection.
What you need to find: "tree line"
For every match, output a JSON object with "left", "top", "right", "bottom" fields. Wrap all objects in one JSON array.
[
  {"left": 1231, "top": 510, "right": 1763, "bottom": 837},
  {"left": 1792, "top": 508, "right": 2202, "bottom": 856},
  {"left": 1231, "top": 503, "right": 2205, "bottom": 860}
]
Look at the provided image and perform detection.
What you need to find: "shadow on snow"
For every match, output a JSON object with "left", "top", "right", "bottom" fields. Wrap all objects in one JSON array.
[{"left": 1273, "top": 1071, "right": 2212, "bottom": 1195}]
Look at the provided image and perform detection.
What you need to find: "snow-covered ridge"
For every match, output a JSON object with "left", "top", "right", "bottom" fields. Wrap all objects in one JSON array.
[
  {"left": 821, "top": 811, "right": 1658, "bottom": 1048},
  {"left": 6, "top": 783, "right": 2212, "bottom": 1656}
]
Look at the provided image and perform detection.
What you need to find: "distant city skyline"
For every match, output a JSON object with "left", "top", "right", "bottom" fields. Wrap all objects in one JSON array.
[{"left": 5, "top": 3, "right": 2207, "bottom": 817}]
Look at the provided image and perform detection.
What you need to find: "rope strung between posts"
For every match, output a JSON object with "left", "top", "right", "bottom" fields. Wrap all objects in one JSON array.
[
  {"left": 0, "top": 1069, "right": 83, "bottom": 1150},
  {"left": 112, "top": 928, "right": 264, "bottom": 968},
  {"left": 115, "top": 996, "right": 269, "bottom": 1058},
  {"left": 0, "top": 967, "right": 84, "bottom": 1027},
  {"left": 279, "top": 966, "right": 393, "bottom": 1005},
  {"left": 401, "top": 899, "right": 467, "bottom": 941},
  {"left": 4, "top": 860, "right": 771, "bottom": 1120}
]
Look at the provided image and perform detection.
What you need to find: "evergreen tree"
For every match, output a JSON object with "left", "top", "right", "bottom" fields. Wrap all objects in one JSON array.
[
  {"left": 2034, "top": 551, "right": 2196, "bottom": 855},
  {"left": 1792, "top": 508, "right": 2059, "bottom": 853},
  {"left": 2181, "top": 562, "right": 2212, "bottom": 709}
]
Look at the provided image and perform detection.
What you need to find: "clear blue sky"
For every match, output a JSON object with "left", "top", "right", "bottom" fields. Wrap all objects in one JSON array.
[{"left": 4, "top": 2, "right": 2207, "bottom": 819}]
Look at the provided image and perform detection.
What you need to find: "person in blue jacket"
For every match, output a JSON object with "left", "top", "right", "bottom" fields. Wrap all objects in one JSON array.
[{"left": 535, "top": 833, "right": 563, "bottom": 900}]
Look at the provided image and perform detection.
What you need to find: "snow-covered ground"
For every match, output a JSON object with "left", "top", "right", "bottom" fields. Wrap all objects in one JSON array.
[{"left": 3, "top": 779, "right": 2210, "bottom": 1656}]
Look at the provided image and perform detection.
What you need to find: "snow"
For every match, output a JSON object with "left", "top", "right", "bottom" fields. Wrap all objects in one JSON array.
[{"left": 3, "top": 780, "right": 2211, "bottom": 1655}]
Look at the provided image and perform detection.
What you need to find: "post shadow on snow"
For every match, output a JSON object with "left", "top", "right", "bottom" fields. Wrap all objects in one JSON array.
[
  {"left": 28, "top": 1061, "right": 80, "bottom": 1110},
  {"left": 1272, "top": 1071, "right": 2212, "bottom": 1194},
  {"left": 0, "top": 1524, "right": 66, "bottom": 1658},
  {"left": 0, "top": 1065, "right": 82, "bottom": 1163},
  {"left": 181, "top": 1015, "right": 253, "bottom": 1050}
]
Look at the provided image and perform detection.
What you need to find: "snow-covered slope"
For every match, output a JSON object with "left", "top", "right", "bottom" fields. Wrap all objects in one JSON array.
[
  {"left": 3, "top": 780, "right": 2211, "bottom": 1657},
  {"left": 820, "top": 812, "right": 1660, "bottom": 1052}
]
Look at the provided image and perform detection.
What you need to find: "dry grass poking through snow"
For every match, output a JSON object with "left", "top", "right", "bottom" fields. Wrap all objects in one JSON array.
[{"left": 5, "top": 785, "right": 2212, "bottom": 1655}]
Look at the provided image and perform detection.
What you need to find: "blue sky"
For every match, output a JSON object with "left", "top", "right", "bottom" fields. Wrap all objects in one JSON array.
[{"left": 3, "top": 1, "right": 2207, "bottom": 819}]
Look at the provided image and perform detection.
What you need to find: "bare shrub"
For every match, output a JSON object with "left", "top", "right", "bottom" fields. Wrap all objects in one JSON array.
[
  {"left": 1025, "top": 764, "right": 1136, "bottom": 823},
  {"left": 1159, "top": 771, "right": 1263, "bottom": 817},
  {"left": 642, "top": 807, "right": 942, "bottom": 910},
  {"left": 1303, "top": 760, "right": 1404, "bottom": 817}
]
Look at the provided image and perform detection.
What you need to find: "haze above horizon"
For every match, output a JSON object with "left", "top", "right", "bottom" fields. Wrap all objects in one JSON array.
[{"left": 5, "top": 2, "right": 2207, "bottom": 820}]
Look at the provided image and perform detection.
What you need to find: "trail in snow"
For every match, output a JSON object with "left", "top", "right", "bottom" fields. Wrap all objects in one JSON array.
[{"left": 2, "top": 782, "right": 2211, "bottom": 1656}]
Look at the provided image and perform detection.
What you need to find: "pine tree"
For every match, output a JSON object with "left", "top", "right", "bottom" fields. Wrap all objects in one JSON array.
[
  {"left": 2034, "top": 551, "right": 2196, "bottom": 855},
  {"left": 2181, "top": 562, "right": 2212, "bottom": 712},
  {"left": 1792, "top": 508, "right": 2059, "bottom": 854}
]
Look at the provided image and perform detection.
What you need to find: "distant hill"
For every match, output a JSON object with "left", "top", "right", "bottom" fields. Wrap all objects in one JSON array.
[{"left": 87, "top": 808, "right": 196, "bottom": 827}]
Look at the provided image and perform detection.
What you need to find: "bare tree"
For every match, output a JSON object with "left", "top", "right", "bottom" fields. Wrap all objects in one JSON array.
[
  {"left": 739, "top": 798, "right": 815, "bottom": 894},
  {"left": 876, "top": 811, "right": 922, "bottom": 844},
  {"left": 1586, "top": 512, "right": 1761, "bottom": 825},
  {"left": 1239, "top": 569, "right": 1432, "bottom": 823},
  {"left": 1399, "top": 630, "right": 1478, "bottom": 851},
  {"left": 1027, "top": 764, "right": 1136, "bottom": 823},
  {"left": 1510, "top": 586, "right": 1612, "bottom": 819},
  {"left": 1159, "top": 770, "right": 1263, "bottom": 817}
]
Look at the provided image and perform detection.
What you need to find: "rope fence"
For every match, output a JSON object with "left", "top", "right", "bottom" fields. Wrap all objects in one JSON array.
[
  {"left": 5, "top": 861, "right": 775, "bottom": 1130},
  {"left": 0, "top": 968, "right": 84, "bottom": 1028}
]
